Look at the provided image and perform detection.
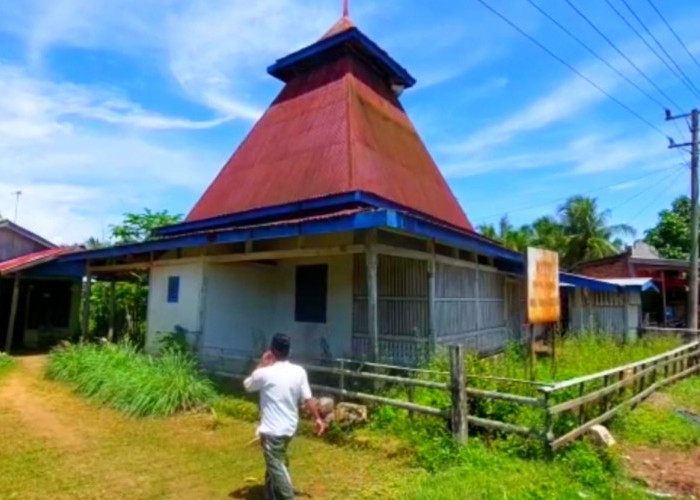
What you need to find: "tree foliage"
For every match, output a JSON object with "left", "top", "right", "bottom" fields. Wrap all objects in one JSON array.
[
  {"left": 644, "top": 196, "right": 691, "bottom": 259},
  {"left": 478, "top": 196, "right": 634, "bottom": 269},
  {"left": 110, "top": 209, "right": 182, "bottom": 244},
  {"left": 86, "top": 209, "right": 182, "bottom": 345}
]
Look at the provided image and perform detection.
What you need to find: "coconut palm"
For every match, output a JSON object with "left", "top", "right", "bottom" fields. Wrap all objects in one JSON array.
[
  {"left": 478, "top": 216, "right": 533, "bottom": 252},
  {"left": 558, "top": 196, "right": 635, "bottom": 268}
]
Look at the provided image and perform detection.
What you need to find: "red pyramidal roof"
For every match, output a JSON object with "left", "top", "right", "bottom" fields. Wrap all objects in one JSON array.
[{"left": 187, "top": 19, "right": 472, "bottom": 231}]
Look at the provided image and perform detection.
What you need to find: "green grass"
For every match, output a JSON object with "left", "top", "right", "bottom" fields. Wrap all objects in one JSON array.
[
  {"left": 464, "top": 332, "right": 682, "bottom": 384},
  {"left": 404, "top": 441, "right": 653, "bottom": 500},
  {"left": 612, "top": 375, "right": 700, "bottom": 449},
  {"left": 45, "top": 342, "right": 216, "bottom": 417},
  {"left": 0, "top": 353, "right": 14, "bottom": 379}
]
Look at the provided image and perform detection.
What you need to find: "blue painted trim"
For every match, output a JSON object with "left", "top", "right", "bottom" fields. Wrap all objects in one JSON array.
[
  {"left": 267, "top": 27, "right": 416, "bottom": 88},
  {"left": 60, "top": 208, "right": 525, "bottom": 271},
  {"left": 63, "top": 210, "right": 391, "bottom": 262},
  {"left": 157, "top": 192, "right": 362, "bottom": 237},
  {"left": 156, "top": 190, "right": 464, "bottom": 238},
  {"left": 389, "top": 212, "right": 523, "bottom": 263},
  {"left": 559, "top": 273, "right": 621, "bottom": 293},
  {"left": 24, "top": 260, "right": 85, "bottom": 279},
  {"left": 641, "top": 281, "right": 660, "bottom": 292}
]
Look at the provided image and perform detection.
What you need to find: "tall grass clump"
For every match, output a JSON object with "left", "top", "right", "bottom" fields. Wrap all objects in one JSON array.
[
  {"left": 46, "top": 341, "right": 216, "bottom": 417},
  {"left": 0, "top": 353, "right": 14, "bottom": 379}
]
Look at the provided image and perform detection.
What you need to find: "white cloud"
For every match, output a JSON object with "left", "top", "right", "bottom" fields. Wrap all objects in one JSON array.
[
  {"left": 165, "top": 0, "right": 336, "bottom": 119},
  {"left": 0, "top": 63, "right": 225, "bottom": 244},
  {"left": 442, "top": 131, "right": 676, "bottom": 178}
]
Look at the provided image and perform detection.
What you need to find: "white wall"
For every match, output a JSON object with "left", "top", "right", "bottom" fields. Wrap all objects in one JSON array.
[
  {"left": 146, "top": 261, "right": 205, "bottom": 352},
  {"left": 200, "top": 255, "right": 353, "bottom": 361}
]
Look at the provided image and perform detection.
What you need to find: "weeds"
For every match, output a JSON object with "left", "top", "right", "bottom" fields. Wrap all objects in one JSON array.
[
  {"left": 0, "top": 353, "right": 13, "bottom": 379},
  {"left": 46, "top": 341, "right": 215, "bottom": 417}
]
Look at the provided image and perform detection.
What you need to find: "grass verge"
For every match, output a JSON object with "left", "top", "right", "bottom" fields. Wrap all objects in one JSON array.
[
  {"left": 0, "top": 353, "right": 14, "bottom": 380},
  {"left": 612, "top": 375, "right": 700, "bottom": 449},
  {"left": 45, "top": 342, "right": 216, "bottom": 417}
]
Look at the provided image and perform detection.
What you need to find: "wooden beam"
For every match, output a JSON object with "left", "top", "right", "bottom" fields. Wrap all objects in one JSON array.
[
  {"left": 208, "top": 244, "right": 365, "bottom": 263},
  {"left": 661, "top": 270, "right": 667, "bottom": 327},
  {"left": 427, "top": 240, "right": 437, "bottom": 356},
  {"left": 107, "top": 281, "right": 116, "bottom": 342},
  {"left": 81, "top": 270, "right": 92, "bottom": 341},
  {"left": 4, "top": 275, "right": 20, "bottom": 353},
  {"left": 22, "top": 285, "right": 33, "bottom": 349},
  {"left": 89, "top": 245, "right": 367, "bottom": 273},
  {"left": 89, "top": 262, "right": 152, "bottom": 273},
  {"left": 366, "top": 232, "right": 379, "bottom": 362}
]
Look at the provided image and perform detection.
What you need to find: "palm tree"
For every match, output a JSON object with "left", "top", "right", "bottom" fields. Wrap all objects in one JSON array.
[
  {"left": 558, "top": 196, "right": 635, "bottom": 268},
  {"left": 530, "top": 216, "right": 566, "bottom": 251},
  {"left": 478, "top": 216, "right": 533, "bottom": 252}
]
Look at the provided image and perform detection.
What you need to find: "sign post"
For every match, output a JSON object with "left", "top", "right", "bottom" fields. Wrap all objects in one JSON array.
[{"left": 526, "top": 248, "right": 560, "bottom": 379}]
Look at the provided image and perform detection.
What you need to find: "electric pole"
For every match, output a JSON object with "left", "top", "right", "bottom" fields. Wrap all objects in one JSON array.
[{"left": 667, "top": 109, "right": 699, "bottom": 332}]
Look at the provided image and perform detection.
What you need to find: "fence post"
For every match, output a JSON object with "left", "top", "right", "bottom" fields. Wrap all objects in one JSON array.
[
  {"left": 542, "top": 390, "right": 554, "bottom": 459},
  {"left": 339, "top": 359, "right": 346, "bottom": 401},
  {"left": 449, "top": 345, "right": 468, "bottom": 444}
]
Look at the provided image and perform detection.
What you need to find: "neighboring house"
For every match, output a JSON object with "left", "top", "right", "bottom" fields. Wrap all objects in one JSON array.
[
  {"left": 0, "top": 220, "right": 82, "bottom": 353},
  {"left": 57, "top": 15, "right": 648, "bottom": 365},
  {"left": 561, "top": 273, "right": 658, "bottom": 342},
  {"left": 575, "top": 241, "right": 690, "bottom": 327}
]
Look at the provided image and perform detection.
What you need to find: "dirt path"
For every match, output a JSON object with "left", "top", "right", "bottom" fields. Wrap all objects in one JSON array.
[
  {"left": 626, "top": 447, "right": 700, "bottom": 499},
  {"left": 0, "top": 356, "right": 409, "bottom": 499},
  {"left": 0, "top": 356, "right": 83, "bottom": 449}
]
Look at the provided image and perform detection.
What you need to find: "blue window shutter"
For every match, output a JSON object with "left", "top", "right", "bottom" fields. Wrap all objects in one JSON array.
[{"left": 167, "top": 276, "right": 180, "bottom": 303}]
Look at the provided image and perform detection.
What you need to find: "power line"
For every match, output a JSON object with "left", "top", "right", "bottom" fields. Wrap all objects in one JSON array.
[
  {"left": 605, "top": 0, "right": 700, "bottom": 100},
  {"left": 474, "top": 0, "right": 670, "bottom": 139},
  {"left": 609, "top": 164, "right": 684, "bottom": 212},
  {"left": 644, "top": 0, "right": 700, "bottom": 75},
  {"left": 564, "top": 0, "right": 683, "bottom": 112},
  {"left": 619, "top": 0, "right": 700, "bottom": 98},
  {"left": 476, "top": 165, "right": 679, "bottom": 222},
  {"left": 525, "top": 0, "right": 668, "bottom": 111},
  {"left": 625, "top": 167, "right": 685, "bottom": 225}
]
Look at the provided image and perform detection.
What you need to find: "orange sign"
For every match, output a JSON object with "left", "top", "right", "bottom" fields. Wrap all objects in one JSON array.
[{"left": 526, "top": 247, "right": 560, "bottom": 324}]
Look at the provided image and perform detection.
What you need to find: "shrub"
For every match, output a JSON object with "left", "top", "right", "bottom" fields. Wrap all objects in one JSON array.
[
  {"left": 46, "top": 342, "right": 215, "bottom": 417},
  {"left": 0, "top": 353, "right": 13, "bottom": 379}
]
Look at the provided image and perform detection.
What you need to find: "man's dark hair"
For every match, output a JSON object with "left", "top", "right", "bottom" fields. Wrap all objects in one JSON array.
[{"left": 270, "top": 333, "right": 291, "bottom": 359}]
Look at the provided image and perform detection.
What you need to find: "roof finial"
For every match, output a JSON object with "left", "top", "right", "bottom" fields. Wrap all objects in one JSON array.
[{"left": 343, "top": 0, "right": 349, "bottom": 17}]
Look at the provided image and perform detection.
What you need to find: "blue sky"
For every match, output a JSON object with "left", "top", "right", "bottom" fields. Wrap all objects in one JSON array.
[{"left": 0, "top": 0, "right": 698, "bottom": 244}]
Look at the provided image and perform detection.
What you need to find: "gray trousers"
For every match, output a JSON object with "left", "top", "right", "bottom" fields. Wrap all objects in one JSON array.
[{"left": 260, "top": 434, "right": 294, "bottom": 500}]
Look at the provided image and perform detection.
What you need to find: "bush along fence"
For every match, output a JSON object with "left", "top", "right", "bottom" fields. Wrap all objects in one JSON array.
[{"left": 201, "top": 338, "right": 700, "bottom": 453}]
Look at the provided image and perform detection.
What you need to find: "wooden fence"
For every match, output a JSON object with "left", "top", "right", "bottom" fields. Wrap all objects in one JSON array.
[{"left": 203, "top": 339, "right": 700, "bottom": 453}]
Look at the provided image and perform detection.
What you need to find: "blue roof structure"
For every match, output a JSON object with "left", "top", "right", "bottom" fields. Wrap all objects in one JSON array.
[{"left": 267, "top": 27, "right": 416, "bottom": 89}]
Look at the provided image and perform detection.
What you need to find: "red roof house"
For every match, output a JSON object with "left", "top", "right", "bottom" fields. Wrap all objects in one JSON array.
[
  {"left": 63, "top": 11, "right": 529, "bottom": 363},
  {"left": 0, "top": 221, "right": 82, "bottom": 353}
]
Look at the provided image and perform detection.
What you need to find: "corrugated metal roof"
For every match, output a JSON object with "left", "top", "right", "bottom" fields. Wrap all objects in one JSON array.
[
  {"left": 601, "top": 278, "right": 659, "bottom": 291},
  {"left": 0, "top": 247, "right": 78, "bottom": 275},
  {"left": 188, "top": 50, "right": 472, "bottom": 231}
]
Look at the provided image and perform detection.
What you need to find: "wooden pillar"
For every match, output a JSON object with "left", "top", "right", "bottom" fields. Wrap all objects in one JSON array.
[
  {"left": 427, "top": 240, "right": 437, "bottom": 358},
  {"left": 4, "top": 275, "right": 20, "bottom": 354},
  {"left": 661, "top": 271, "right": 667, "bottom": 327},
  {"left": 449, "top": 344, "right": 468, "bottom": 444},
  {"left": 107, "top": 280, "right": 116, "bottom": 342},
  {"left": 81, "top": 269, "right": 92, "bottom": 341},
  {"left": 22, "top": 285, "right": 33, "bottom": 348},
  {"left": 366, "top": 233, "right": 379, "bottom": 362}
]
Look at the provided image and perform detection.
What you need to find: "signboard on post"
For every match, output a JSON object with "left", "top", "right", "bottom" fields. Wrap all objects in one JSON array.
[{"left": 526, "top": 247, "right": 560, "bottom": 324}]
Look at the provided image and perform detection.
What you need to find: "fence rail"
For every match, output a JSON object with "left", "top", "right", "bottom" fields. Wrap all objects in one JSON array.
[{"left": 203, "top": 337, "right": 700, "bottom": 453}]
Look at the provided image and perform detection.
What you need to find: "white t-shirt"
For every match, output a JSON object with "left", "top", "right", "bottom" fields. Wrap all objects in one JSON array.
[{"left": 243, "top": 361, "right": 313, "bottom": 437}]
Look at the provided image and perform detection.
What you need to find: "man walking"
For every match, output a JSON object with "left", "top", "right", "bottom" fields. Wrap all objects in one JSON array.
[{"left": 244, "top": 333, "right": 327, "bottom": 499}]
